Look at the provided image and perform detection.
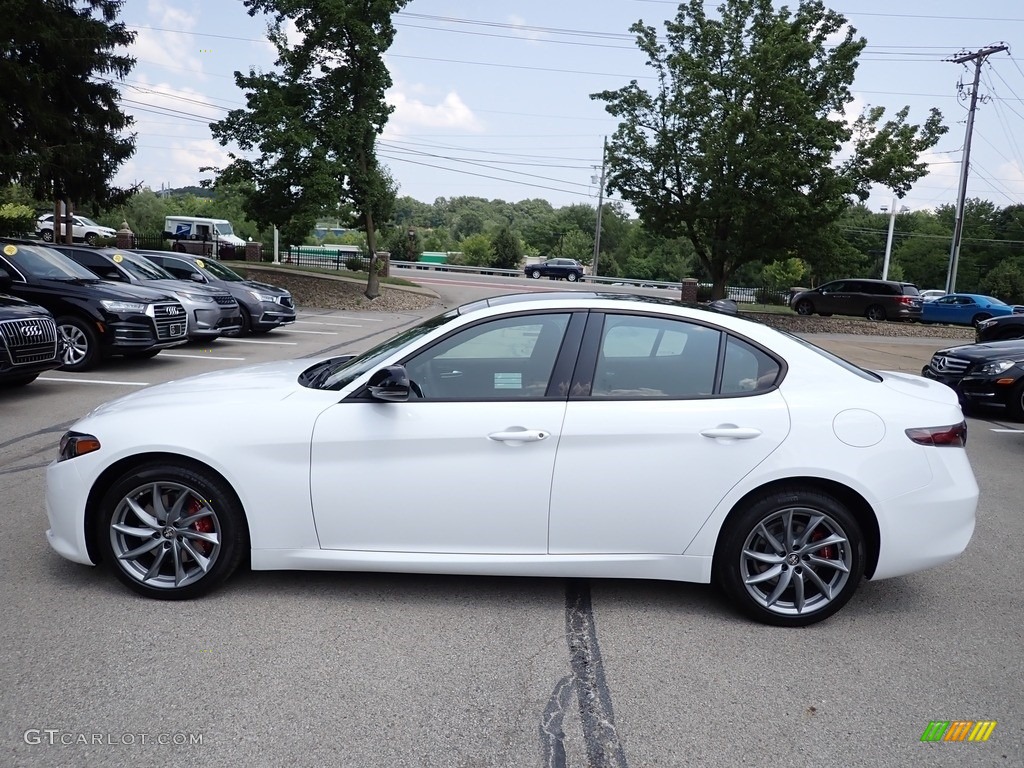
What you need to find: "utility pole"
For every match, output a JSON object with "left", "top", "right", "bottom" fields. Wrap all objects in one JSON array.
[
  {"left": 591, "top": 136, "right": 607, "bottom": 278},
  {"left": 945, "top": 44, "right": 1008, "bottom": 294}
]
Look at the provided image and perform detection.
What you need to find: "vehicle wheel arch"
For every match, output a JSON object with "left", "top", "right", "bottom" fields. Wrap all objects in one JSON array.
[
  {"left": 83, "top": 452, "right": 250, "bottom": 566},
  {"left": 712, "top": 476, "right": 880, "bottom": 580}
]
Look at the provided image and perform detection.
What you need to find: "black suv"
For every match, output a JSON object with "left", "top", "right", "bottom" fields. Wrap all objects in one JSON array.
[
  {"left": 0, "top": 293, "right": 62, "bottom": 386},
  {"left": 0, "top": 241, "right": 188, "bottom": 371},
  {"left": 790, "top": 279, "right": 922, "bottom": 321},
  {"left": 922, "top": 339, "right": 1024, "bottom": 420},
  {"left": 525, "top": 258, "right": 584, "bottom": 282},
  {"left": 137, "top": 250, "right": 295, "bottom": 334}
]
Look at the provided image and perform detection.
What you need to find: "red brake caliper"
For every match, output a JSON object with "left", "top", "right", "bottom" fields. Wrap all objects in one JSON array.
[
  {"left": 188, "top": 498, "right": 213, "bottom": 556},
  {"left": 810, "top": 528, "right": 834, "bottom": 560}
]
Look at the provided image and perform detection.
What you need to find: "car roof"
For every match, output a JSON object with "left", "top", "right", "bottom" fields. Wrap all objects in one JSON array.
[{"left": 457, "top": 291, "right": 746, "bottom": 320}]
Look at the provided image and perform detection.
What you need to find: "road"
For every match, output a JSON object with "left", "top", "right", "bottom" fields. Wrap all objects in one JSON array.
[{"left": 1, "top": 278, "right": 1020, "bottom": 767}]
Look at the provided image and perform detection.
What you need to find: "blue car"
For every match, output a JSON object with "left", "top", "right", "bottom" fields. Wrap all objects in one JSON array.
[{"left": 921, "top": 293, "right": 1024, "bottom": 327}]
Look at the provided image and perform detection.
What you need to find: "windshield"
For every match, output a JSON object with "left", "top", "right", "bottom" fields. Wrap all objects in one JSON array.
[
  {"left": 77, "top": 216, "right": 102, "bottom": 228},
  {"left": 214, "top": 223, "right": 235, "bottom": 236},
  {"left": 198, "top": 258, "right": 244, "bottom": 281},
  {"left": 313, "top": 309, "right": 458, "bottom": 391},
  {"left": 116, "top": 252, "right": 174, "bottom": 281},
  {"left": 2, "top": 243, "right": 99, "bottom": 280}
]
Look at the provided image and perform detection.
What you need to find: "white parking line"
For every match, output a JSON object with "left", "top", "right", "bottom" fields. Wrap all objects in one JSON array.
[
  {"left": 293, "top": 320, "right": 363, "bottom": 328},
  {"left": 278, "top": 329, "right": 340, "bottom": 335},
  {"left": 219, "top": 338, "right": 298, "bottom": 345},
  {"left": 298, "top": 315, "right": 384, "bottom": 323},
  {"left": 990, "top": 428, "right": 1024, "bottom": 433},
  {"left": 38, "top": 377, "right": 149, "bottom": 386},
  {"left": 161, "top": 353, "right": 247, "bottom": 361}
]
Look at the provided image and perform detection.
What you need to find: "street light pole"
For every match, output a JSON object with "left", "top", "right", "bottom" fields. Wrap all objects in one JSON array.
[
  {"left": 591, "top": 136, "right": 607, "bottom": 277},
  {"left": 882, "top": 197, "right": 897, "bottom": 280}
]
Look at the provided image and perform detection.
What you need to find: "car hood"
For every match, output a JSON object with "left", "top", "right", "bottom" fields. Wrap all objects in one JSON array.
[
  {"left": 34, "top": 278, "right": 177, "bottom": 302},
  {"left": 86, "top": 359, "right": 315, "bottom": 417},
  {"left": 143, "top": 278, "right": 230, "bottom": 297},
  {"left": 936, "top": 340, "right": 1024, "bottom": 360},
  {"left": 241, "top": 279, "right": 289, "bottom": 295},
  {"left": 0, "top": 293, "right": 52, "bottom": 317}
]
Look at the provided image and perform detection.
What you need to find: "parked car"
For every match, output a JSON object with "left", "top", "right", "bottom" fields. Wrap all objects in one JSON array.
[
  {"left": 36, "top": 214, "right": 117, "bottom": 245},
  {"left": 920, "top": 293, "right": 1024, "bottom": 327},
  {"left": 0, "top": 240, "right": 187, "bottom": 371},
  {"left": 921, "top": 339, "right": 1024, "bottom": 419},
  {"left": 0, "top": 293, "right": 62, "bottom": 386},
  {"left": 137, "top": 251, "right": 295, "bottom": 335},
  {"left": 976, "top": 314, "right": 1024, "bottom": 342},
  {"left": 790, "top": 279, "right": 923, "bottom": 321},
  {"left": 919, "top": 289, "right": 946, "bottom": 301},
  {"left": 52, "top": 245, "right": 242, "bottom": 341},
  {"left": 525, "top": 258, "right": 584, "bottom": 282},
  {"left": 45, "top": 292, "right": 978, "bottom": 627}
]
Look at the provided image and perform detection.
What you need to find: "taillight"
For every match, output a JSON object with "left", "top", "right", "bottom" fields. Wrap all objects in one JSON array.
[
  {"left": 905, "top": 421, "right": 967, "bottom": 447},
  {"left": 897, "top": 296, "right": 913, "bottom": 305}
]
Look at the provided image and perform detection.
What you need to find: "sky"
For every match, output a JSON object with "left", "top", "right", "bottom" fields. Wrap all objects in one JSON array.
[{"left": 111, "top": 0, "right": 1024, "bottom": 217}]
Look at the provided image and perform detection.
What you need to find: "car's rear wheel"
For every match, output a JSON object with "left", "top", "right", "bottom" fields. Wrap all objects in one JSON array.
[
  {"left": 714, "top": 487, "right": 865, "bottom": 626},
  {"left": 794, "top": 299, "right": 814, "bottom": 316},
  {"left": 971, "top": 313, "right": 992, "bottom": 327},
  {"left": 56, "top": 316, "right": 99, "bottom": 372},
  {"left": 40, "top": 229, "right": 54, "bottom": 242},
  {"left": 567, "top": 272, "right": 579, "bottom": 282},
  {"left": 530, "top": 269, "right": 542, "bottom": 279},
  {"left": 865, "top": 304, "right": 886, "bottom": 321},
  {"left": 97, "top": 462, "right": 247, "bottom": 599}
]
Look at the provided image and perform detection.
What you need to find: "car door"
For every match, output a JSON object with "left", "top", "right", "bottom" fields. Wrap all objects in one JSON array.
[
  {"left": 309, "top": 311, "right": 585, "bottom": 554},
  {"left": 928, "top": 295, "right": 963, "bottom": 324},
  {"left": 816, "top": 281, "right": 848, "bottom": 315},
  {"left": 548, "top": 312, "right": 789, "bottom": 554}
]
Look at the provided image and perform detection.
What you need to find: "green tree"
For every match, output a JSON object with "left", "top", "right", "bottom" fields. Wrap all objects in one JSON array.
[
  {"left": 1, "top": 0, "right": 137, "bottom": 238},
  {"left": 490, "top": 226, "right": 523, "bottom": 270},
  {"left": 210, "top": 0, "right": 408, "bottom": 298},
  {"left": 592, "top": 0, "right": 946, "bottom": 298},
  {"left": 453, "top": 233, "right": 492, "bottom": 266}
]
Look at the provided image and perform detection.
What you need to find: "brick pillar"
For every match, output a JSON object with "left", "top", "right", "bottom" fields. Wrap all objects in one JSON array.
[
  {"left": 245, "top": 242, "right": 262, "bottom": 262},
  {"left": 116, "top": 222, "right": 133, "bottom": 250},
  {"left": 377, "top": 251, "right": 390, "bottom": 277},
  {"left": 680, "top": 278, "right": 698, "bottom": 303}
]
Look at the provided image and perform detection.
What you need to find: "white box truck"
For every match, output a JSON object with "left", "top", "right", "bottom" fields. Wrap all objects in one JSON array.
[{"left": 163, "top": 216, "right": 246, "bottom": 256}]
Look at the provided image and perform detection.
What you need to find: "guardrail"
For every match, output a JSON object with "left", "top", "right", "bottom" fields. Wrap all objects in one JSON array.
[{"left": 272, "top": 248, "right": 787, "bottom": 304}]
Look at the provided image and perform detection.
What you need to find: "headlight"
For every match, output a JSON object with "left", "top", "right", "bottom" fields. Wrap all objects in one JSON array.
[
  {"left": 977, "top": 318, "right": 996, "bottom": 329},
  {"left": 978, "top": 359, "right": 1019, "bottom": 375},
  {"left": 100, "top": 299, "right": 147, "bottom": 313},
  {"left": 249, "top": 290, "right": 276, "bottom": 302},
  {"left": 175, "top": 291, "right": 214, "bottom": 303},
  {"left": 58, "top": 431, "right": 101, "bottom": 461}
]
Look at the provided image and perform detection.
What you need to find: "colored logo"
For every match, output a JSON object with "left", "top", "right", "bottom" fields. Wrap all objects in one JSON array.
[{"left": 921, "top": 720, "right": 996, "bottom": 742}]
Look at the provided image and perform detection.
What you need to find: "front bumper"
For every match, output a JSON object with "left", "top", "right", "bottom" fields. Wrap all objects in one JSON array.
[
  {"left": 921, "top": 366, "right": 1019, "bottom": 410},
  {"left": 45, "top": 457, "right": 97, "bottom": 566}
]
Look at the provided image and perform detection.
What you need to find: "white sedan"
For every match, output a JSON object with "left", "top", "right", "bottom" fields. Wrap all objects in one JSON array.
[{"left": 45, "top": 293, "right": 978, "bottom": 626}]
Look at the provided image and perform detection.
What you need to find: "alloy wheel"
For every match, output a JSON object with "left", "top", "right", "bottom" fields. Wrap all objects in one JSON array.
[{"left": 58, "top": 323, "right": 89, "bottom": 367}]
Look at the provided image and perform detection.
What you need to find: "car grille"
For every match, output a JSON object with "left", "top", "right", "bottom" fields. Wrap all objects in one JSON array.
[
  {"left": 213, "top": 294, "right": 237, "bottom": 306},
  {"left": 0, "top": 317, "right": 59, "bottom": 364},
  {"left": 152, "top": 302, "right": 188, "bottom": 340},
  {"left": 926, "top": 353, "right": 970, "bottom": 377}
]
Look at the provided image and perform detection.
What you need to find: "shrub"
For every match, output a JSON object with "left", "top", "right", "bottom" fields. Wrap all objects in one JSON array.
[
  {"left": 0, "top": 203, "right": 36, "bottom": 236},
  {"left": 345, "top": 256, "right": 364, "bottom": 272}
]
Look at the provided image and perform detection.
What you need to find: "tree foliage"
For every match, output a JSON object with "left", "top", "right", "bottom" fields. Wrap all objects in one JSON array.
[
  {"left": 592, "top": 0, "right": 947, "bottom": 297},
  {"left": 210, "top": 0, "right": 409, "bottom": 298},
  {"left": 0, "top": 0, "right": 137, "bottom": 229},
  {"left": 490, "top": 226, "right": 523, "bottom": 270}
]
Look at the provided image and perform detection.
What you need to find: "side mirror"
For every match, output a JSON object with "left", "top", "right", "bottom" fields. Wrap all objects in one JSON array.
[
  {"left": 190, "top": 272, "right": 205, "bottom": 283},
  {"left": 0, "top": 267, "right": 11, "bottom": 292},
  {"left": 368, "top": 365, "right": 411, "bottom": 402}
]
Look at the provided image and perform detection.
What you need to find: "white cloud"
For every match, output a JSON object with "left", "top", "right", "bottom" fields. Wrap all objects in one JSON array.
[
  {"left": 384, "top": 88, "right": 483, "bottom": 136},
  {"left": 130, "top": 1, "right": 204, "bottom": 78},
  {"left": 506, "top": 15, "right": 545, "bottom": 45}
]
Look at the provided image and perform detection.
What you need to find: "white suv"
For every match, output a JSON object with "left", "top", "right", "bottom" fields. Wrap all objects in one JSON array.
[{"left": 36, "top": 214, "right": 117, "bottom": 245}]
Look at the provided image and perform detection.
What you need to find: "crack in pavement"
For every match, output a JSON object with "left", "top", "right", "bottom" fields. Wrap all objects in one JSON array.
[{"left": 541, "top": 580, "right": 628, "bottom": 768}]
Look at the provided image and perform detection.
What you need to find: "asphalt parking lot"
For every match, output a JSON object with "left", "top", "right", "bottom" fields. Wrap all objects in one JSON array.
[{"left": 1, "top": 307, "right": 1021, "bottom": 768}]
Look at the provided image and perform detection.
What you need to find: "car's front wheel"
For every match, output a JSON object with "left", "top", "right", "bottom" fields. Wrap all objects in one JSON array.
[
  {"left": 56, "top": 316, "right": 99, "bottom": 372},
  {"left": 84, "top": 232, "right": 98, "bottom": 245},
  {"left": 40, "top": 229, "right": 54, "bottom": 242},
  {"left": 97, "top": 462, "right": 247, "bottom": 599},
  {"left": 714, "top": 487, "right": 865, "bottom": 626}
]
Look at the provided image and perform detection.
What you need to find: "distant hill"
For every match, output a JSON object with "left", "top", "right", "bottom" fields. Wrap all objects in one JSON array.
[{"left": 160, "top": 186, "right": 215, "bottom": 199}]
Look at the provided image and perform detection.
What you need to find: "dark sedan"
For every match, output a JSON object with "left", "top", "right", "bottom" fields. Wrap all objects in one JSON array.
[
  {"left": 921, "top": 339, "right": 1024, "bottom": 420},
  {"left": 976, "top": 314, "right": 1024, "bottom": 342},
  {"left": 524, "top": 258, "right": 584, "bottom": 282}
]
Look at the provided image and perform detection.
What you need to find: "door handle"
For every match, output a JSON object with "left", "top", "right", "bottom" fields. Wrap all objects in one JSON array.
[
  {"left": 439, "top": 370, "right": 462, "bottom": 378},
  {"left": 700, "top": 426, "right": 762, "bottom": 440},
  {"left": 488, "top": 429, "right": 550, "bottom": 444}
]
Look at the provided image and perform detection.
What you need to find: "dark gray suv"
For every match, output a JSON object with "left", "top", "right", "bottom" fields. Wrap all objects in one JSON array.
[{"left": 790, "top": 279, "right": 922, "bottom": 322}]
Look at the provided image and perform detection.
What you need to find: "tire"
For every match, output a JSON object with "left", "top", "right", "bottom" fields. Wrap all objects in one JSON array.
[
  {"left": 794, "top": 299, "right": 814, "bottom": 316},
  {"left": 971, "top": 313, "right": 992, "bottom": 328},
  {"left": 84, "top": 232, "right": 98, "bottom": 245},
  {"left": 40, "top": 229, "right": 54, "bottom": 242},
  {"left": 865, "top": 304, "right": 886, "bottom": 322},
  {"left": 223, "top": 307, "right": 252, "bottom": 337},
  {"left": 96, "top": 462, "right": 248, "bottom": 599},
  {"left": 1009, "top": 382, "right": 1024, "bottom": 421},
  {"left": 566, "top": 272, "right": 579, "bottom": 282},
  {"left": 2, "top": 373, "right": 39, "bottom": 387},
  {"left": 530, "top": 269, "right": 542, "bottom": 279},
  {"left": 56, "top": 316, "right": 100, "bottom": 372},
  {"left": 714, "top": 487, "right": 865, "bottom": 627}
]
